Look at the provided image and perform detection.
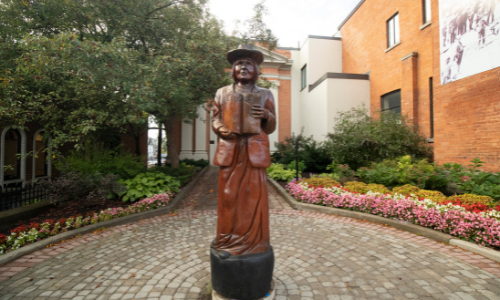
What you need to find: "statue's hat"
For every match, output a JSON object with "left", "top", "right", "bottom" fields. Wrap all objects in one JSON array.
[{"left": 227, "top": 44, "right": 264, "bottom": 66}]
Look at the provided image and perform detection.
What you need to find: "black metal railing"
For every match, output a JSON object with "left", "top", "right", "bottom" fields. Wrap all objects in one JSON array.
[{"left": 0, "top": 182, "right": 50, "bottom": 212}]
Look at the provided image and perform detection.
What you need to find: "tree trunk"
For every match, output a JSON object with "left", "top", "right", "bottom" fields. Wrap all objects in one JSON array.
[
  {"left": 134, "top": 134, "right": 141, "bottom": 157},
  {"left": 164, "top": 116, "right": 179, "bottom": 168}
]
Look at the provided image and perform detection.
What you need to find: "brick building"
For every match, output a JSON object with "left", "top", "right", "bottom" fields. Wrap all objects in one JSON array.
[{"left": 338, "top": 0, "right": 500, "bottom": 171}]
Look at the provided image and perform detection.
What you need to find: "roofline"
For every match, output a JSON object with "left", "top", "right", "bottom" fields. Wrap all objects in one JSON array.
[
  {"left": 309, "top": 72, "right": 369, "bottom": 92},
  {"left": 337, "top": 0, "right": 366, "bottom": 31},
  {"left": 278, "top": 35, "right": 341, "bottom": 51},
  {"left": 276, "top": 46, "right": 300, "bottom": 51}
]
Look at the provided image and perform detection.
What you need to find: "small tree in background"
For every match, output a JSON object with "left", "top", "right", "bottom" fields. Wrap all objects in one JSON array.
[{"left": 325, "top": 105, "right": 433, "bottom": 170}]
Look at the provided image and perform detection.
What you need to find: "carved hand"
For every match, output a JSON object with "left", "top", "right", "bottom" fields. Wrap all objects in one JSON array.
[
  {"left": 219, "top": 126, "right": 236, "bottom": 140},
  {"left": 251, "top": 105, "right": 269, "bottom": 119}
]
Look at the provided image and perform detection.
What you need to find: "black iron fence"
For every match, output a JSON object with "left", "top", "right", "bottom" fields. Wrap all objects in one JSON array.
[{"left": 0, "top": 182, "right": 50, "bottom": 212}]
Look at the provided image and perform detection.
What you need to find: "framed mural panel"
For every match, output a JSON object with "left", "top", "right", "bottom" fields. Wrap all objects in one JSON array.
[{"left": 439, "top": 0, "right": 500, "bottom": 84}]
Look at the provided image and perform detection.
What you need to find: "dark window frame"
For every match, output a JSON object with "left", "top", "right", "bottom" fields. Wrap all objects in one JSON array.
[
  {"left": 422, "top": 0, "right": 431, "bottom": 24},
  {"left": 387, "top": 12, "right": 400, "bottom": 48},
  {"left": 381, "top": 89, "right": 401, "bottom": 114},
  {"left": 300, "top": 64, "right": 307, "bottom": 91},
  {"left": 34, "top": 132, "right": 49, "bottom": 178},
  {"left": 4, "top": 128, "right": 22, "bottom": 181}
]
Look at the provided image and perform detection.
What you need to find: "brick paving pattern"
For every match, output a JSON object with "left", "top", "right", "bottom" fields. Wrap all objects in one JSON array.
[{"left": 0, "top": 166, "right": 499, "bottom": 300}]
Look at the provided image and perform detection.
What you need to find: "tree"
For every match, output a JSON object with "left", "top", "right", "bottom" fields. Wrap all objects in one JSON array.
[{"left": 0, "top": 0, "right": 277, "bottom": 167}]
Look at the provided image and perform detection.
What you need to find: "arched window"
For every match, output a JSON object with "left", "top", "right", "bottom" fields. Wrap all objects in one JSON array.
[
  {"left": 1, "top": 126, "right": 27, "bottom": 187},
  {"left": 32, "top": 130, "right": 52, "bottom": 179},
  {"left": 4, "top": 129, "right": 21, "bottom": 181}
]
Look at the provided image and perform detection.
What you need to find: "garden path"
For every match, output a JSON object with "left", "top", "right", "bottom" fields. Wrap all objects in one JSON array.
[{"left": 0, "top": 166, "right": 500, "bottom": 300}]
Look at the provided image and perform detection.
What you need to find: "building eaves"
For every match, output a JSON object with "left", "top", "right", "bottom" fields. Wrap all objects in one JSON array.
[
  {"left": 309, "top": 72, "right": 369, "bottom": 92},
  {"left": 337, "top": 0, "right": 366, "bottom": 31}
]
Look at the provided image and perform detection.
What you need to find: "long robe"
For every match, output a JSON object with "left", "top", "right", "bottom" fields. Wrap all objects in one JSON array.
[{"left": 211, "top": 84, "right": 276, "bottom": 256}]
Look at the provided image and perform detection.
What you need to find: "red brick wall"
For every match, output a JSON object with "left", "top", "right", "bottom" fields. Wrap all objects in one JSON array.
[{"left": 341, "top": 0, "right": 500, "bottom": 171}]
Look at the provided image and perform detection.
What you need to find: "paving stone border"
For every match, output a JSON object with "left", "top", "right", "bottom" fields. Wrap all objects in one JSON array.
[
  {"left": 0, "top": 167, "right": 209, "bottom": 267},
  {"left": 267, "top": 176, "right": 500, "bottom": 264}
]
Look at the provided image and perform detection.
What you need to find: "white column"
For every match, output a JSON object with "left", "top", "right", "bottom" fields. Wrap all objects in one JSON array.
[{"left": 179, "top": 106, "right": 209, "bottom": 161}]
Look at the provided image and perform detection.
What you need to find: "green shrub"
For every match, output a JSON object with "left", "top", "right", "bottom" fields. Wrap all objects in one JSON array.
[
  {"left": 326, "top": 162, "right": 356, "bottom": 184},
  {"left": 148, "top": 163, "right": 197, "bottom": 186},
  {"left": 415, "top": 190, "right": 447, "bottom": 203},
  {"left": 365, "top": 184, "right": 390, "bottom": 194},
  {"left": 287, "top": 160, "right": 306, "bottom": 172},
  {"left": 343, "top": 182, "right": 368, "bottom": 194},
  {"left": 448, "top": 194, "right": 494, "bottom": 206},
  {"left": 325, "top": 105, "right": 433, "bottom": 170},
  {"left": 301, "top": 177, "right": 340, "bottom": 188},
  {"left": 119, "top": 172, "right": 181, "bottom": 202},
  {"left": 180, "top": 158, "right": 209, "bottom": 169},
  {"left": 56, "top": 148, "right": 146, "bottom": 180},
  {"left": 267, "top": 163, "right": 296, "bottom": 182},
  {"left": 357, "top": 156, "right": 448, "bottom": 190},
  {"left": 272, "top": 131, "right": 332, "bottom": 173},
  {"left": 392, "top": 184, "right": 421, "bottom": 196}
]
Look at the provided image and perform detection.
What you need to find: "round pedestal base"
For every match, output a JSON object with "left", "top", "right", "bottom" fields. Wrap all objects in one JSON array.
[{"left": 212, "top": 280, "right": 275, "bottom": 300}]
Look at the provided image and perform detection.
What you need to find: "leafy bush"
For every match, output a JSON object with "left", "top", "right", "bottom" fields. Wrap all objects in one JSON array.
[
  {"left": 56, "top": 148, "right": 146, "bottom": 180},
  {"left": 326, "top": 162, "right": 356, "bottom": 184},
  {"left": 325, "top": 106, "right": 433, "bottom": 170},
  {"left": 272, "top": 131, "right": 332, "bottom": 173},
  {"left": 148, "top": 163, "right": 198, "bottom": 186},
  {"left": 356, "top": 156, "right": 448, "bottom": 190},
  {"left": 392, "top": 184, "right": 421, "bottom": 196},
  {"left": 267, "top": 163, "right": 297, "bottom": 182},
  {"left": 366, "top": 183, "right": 390, "bottom": 194},
  {"left": 415, "top": 190, "right": 447, "bottom": 203},
  {"left": 119, "top": 172, "right": 181, "bottom": 202},
  {"left": 180, "top": 158, "right": 209, "bottom": 169},
  {"left": 447, "top": 194, "right": 494, "bottom": 206},
  {"left": 301, "top": 177, "right": 340, "bottom": 188},
  {"left": 442, "top": 158, "right": 500, "bottom": 201},
  {"left": 287, "top": 160, "right": 306, "bottom": 172},
  {"left": 343, "top": 182, "right": 369, "bottom": 194},
  {"left": 42, "top": 172, "right": 126, "bottom": 205}
]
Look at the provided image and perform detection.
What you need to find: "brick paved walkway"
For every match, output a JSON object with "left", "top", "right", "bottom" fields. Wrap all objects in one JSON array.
[{"left": 1, "top": 167, "right": 500, "bottom": 300}]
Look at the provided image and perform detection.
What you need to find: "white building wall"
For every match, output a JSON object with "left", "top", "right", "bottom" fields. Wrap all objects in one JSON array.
[
  {"left": 179, "top": 105, "right": 209, "bottom": 161},
  {"left": 326, "top": 79, "right": 371, "bottom": 133},
  {"left": 290, "top": 50, "right": 302, "bottom": 136},
  {"left": 307, "top": 38, "right": 342, "bottom": 83},
  {"left": 300, "top": 81, "right": 329, "bottom": 141}
]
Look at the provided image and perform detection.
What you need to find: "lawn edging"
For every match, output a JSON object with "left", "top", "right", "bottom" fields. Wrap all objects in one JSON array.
[
  {"left": 0, "top": 166, "right": 208, "bottom": 267},
  {"left": 267, "top": 176, "right": 500, "bottom": 263}
]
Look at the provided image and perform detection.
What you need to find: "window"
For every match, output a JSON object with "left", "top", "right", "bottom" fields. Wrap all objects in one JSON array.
[
  {"left": 381, "top": 90, "right": 401, "bottom": 114},
  {"left": 423, "top": 0, "right": 431, "bottom": 24},
  {"left": 387, "top": 13, "right": 400, "bottom": 48},
  {"left": 4, "top": 129, "right": 21, "bottom": 181},
  {"left": 429, "top": 77, "right": 434, "bottom": 139},
  {"left": 301, "top": 65, "right": 307, "bottom": 90}
]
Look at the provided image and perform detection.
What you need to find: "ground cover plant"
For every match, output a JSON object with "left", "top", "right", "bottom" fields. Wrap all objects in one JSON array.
[
  {"left": 0, "top": 193, "right": 173, "bottom": 255},
  {"left": 286, "top": 181, "right": 500, "bottom": 249},
  {"left": 119, "top": 172, "right": 180, "bottom": 202}
]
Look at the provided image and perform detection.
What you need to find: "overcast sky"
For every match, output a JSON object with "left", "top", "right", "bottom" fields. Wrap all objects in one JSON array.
[{"left": 207, "top": 0, "right": 361, "bottom": 48}]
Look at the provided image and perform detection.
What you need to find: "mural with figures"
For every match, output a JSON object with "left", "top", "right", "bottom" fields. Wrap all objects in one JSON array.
[{"left": 440, "top": 0, "right": 500, "bottom": 84}]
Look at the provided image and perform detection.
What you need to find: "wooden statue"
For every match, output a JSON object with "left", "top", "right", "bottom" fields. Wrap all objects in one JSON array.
[{"left": 210, "top": 44, "right": 276, "bottom": 300}]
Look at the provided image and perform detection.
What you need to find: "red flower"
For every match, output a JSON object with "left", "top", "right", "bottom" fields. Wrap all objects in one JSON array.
[
  {"left": 0, "top": 233, "right": 7, "bottom": 244},
  {"left": 58, "top": 218, "right": 67, "bottom": 225},
  {"left": 11, "top": 226, "right": 27, "bottom": 235},
  {"left": 29, "top": 222, "right": 40, "bottom": 230}
]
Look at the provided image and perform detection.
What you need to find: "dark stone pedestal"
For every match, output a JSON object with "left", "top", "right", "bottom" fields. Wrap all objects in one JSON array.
[{"left": 210, "top": 244, "right": 274, "bottom": 300}]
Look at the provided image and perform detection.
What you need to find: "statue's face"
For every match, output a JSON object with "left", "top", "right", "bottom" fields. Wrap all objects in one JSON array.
[{"left": 233, "top": 58, "right": 256, "bottom": 83}]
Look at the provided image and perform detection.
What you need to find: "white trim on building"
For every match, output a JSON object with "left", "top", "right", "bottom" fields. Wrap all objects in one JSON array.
[{"left": 1, "top": 126, "right": 27, "bottom": 187}]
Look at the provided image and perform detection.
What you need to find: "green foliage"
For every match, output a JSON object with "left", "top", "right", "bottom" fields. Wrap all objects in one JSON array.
[
  {"left": 366, "top": 184, "right": 391, "bottom": 194},
  {"left": 120, "top": 172, "right": 180, "bottom": 202},
  {"left": 392, "top": 184, "right": 421, "bottom": 196},
  {"left": 267, "top": 163, "right": 296, "bottom": 182},
  {"left": 179, "top": 158, "right": 209, "bottom": 169},
  {"left": 415, "top": 190, "right": 447, "bottom": 203},
  {"left": 287, "top": 160, "right": 306, "bottom": 172},
  {"left": 56, "top": 147, "right": 146, "bottom": 180},
  {"left": 326, "top": 162, "right": 356, "bottom": 184},
  {"left": 325, "top": 106, "right": 433, "bottom": 170},
  {"left": 356, "top": 156, "right": 448, "bottom": 190},
  {"left": 148, "top": 163, "right": 198, "bottom": 186},
  {"left": 272, "top": 131, "right": 332, "bottom": 173},
  {"left": 442, "top": 158, "right": 500, "bottom": 201},
  {"left": 343, "top": 182, "right": 369, "bottom": 194},
  {"left": 448, "top": 194, "right": 495, "bottom": 206},
  {"left": 301, "top": 177, "right": 340, "bottom": 188}
]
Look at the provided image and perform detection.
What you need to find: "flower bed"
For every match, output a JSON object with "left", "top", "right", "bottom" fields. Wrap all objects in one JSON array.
[
  {"left": 0, "top": 193, "right": 172, "bottom": 255},
  {"left": 286, "top": 182, "right": 500, "bottom": 249}
]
